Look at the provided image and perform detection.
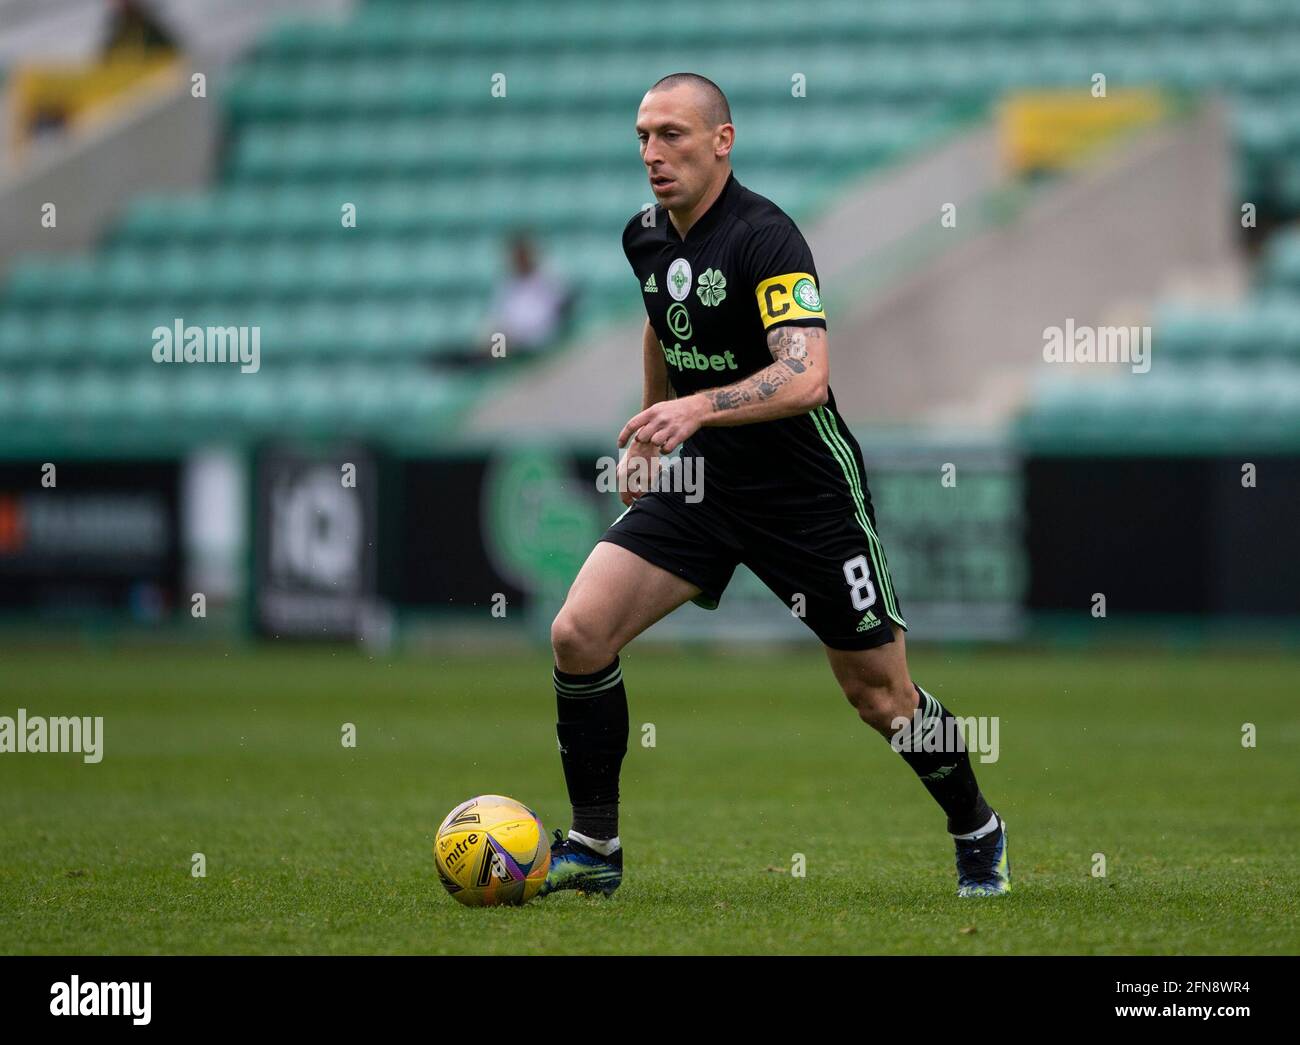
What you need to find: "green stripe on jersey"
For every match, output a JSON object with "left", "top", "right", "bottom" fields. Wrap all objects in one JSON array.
[{"left": 808, "top": 407, "right": 906, "bottom": 627}]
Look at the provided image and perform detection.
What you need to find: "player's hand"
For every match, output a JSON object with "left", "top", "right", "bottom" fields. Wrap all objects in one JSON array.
[
  {"left": 617, "top": 395, "right": 708, "bottom": 456},
  {"left": 616, "top": 439, "right": 660, "bottom": 506}
]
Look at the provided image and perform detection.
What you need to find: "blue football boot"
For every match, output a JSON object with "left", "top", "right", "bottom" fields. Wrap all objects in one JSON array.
[
  {"left": 539, "top": 829, "right": 623, "bottom": 897},
  {"left": 955, "top": 815, "right": 1011, "bottom": 897}
]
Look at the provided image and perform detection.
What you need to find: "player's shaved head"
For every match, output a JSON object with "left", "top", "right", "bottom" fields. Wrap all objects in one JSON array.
[
  {"left": 647, "top": 73, "right": 732, "bottom": 128},
  {"left": 637, "top": 74, "right": 735, "bottom": 227}
]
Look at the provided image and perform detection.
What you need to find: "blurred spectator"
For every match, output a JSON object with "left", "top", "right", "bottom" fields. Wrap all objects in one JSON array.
[
  {"left": 103, "top": 0, "right": 178, "bottom": 58},
  {"left": 483, "top": 233, "right": 577, "bottom": 359},
  {"left": 9, "top": 0, "right": 178, "bottom": 154}
]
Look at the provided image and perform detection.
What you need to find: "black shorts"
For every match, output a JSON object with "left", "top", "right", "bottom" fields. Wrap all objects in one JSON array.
[{"left": 599, "top": 485, "right": 907, "bottom": 651}]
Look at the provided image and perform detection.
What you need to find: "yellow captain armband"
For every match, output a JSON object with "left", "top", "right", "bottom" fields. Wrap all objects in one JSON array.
[{"left": 755, "top": 272, "right": 823, "bottom": 328}]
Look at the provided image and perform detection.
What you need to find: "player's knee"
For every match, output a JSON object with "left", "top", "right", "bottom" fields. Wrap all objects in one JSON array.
[
  {"left": 843, "top": 678, "right": 916, "bottom": 734},
  {"left": 550, "top": 607, "right": 615, "bottom": 674},
  {"left": 549, "top": 609, "right": 587, "bottom": 664}
]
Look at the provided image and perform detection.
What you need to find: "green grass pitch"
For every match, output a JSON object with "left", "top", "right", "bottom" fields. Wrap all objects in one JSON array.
[{"left": 0, "top": 644, "right": 1296, "bottom": 955}]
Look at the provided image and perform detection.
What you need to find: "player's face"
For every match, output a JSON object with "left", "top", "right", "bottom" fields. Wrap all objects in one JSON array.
[{"left": 636, "top": 87, "right": 724, "bottom": 211}]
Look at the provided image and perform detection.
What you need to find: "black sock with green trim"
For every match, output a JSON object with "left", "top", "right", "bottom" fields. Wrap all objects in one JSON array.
[
  {"left": 554, "top": 656, "right": 628, "bottom": 841},
  {"left": 893, "top": 683, "right": 992, "bottom": 835}
]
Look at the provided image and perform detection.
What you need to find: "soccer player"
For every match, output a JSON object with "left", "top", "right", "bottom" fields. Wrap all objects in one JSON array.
[{"left": 541, "top": 74, "right": 1009, "bottom": 899}]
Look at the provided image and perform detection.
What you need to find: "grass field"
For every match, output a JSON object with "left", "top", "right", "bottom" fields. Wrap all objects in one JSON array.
[{"left": 0, "top": 643, "right": 1296, "bottom": 955}]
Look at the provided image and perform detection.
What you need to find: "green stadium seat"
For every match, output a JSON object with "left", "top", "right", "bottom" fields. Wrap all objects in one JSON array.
[{"left": 8, "top": 0, "right": 1300, "bottom": 452}]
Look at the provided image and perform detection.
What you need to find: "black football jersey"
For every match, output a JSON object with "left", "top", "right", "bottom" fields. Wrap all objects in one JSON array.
[{"left": 622, "top": 170, "right": 869, "bottom": 513}]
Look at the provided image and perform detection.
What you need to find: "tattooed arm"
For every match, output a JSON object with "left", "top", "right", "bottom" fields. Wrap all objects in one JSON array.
[
  {"left": 698, "top": 324, "right": 829, "bottom": 423},
  {"left": 617, "top": 324, "right": 829, "bottom": 454}
]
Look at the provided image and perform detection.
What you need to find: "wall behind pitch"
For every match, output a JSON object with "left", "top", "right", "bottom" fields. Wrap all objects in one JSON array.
[{"left": 1025, "top": 455, "right": 1300, "bottom": 617}]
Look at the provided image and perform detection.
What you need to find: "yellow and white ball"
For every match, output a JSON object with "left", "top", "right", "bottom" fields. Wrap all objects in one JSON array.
[{"left": 433, "top": 795, "right": 550, "bottom": 906}]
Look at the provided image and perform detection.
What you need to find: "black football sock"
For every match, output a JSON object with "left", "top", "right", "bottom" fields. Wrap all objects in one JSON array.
[
  {"left": 554, "top": 656, "right": 628, "bottom": 842},
  {"left": 893, "top": 683, "right": 993, "bottom": 836}
]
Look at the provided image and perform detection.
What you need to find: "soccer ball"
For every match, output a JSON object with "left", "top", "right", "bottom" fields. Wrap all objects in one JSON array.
[{"left": 433, "top": 795, "right": 550, "bottom": 906}]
